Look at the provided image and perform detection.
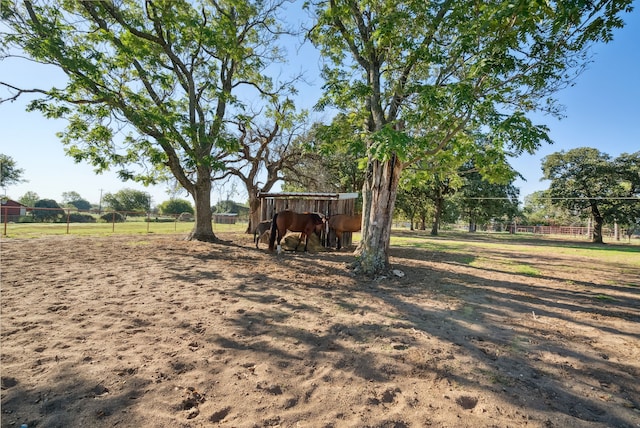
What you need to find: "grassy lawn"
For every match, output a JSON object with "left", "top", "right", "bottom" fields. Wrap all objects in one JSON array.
[
  {"left": 1, "top": 220, "right": 247, "bottom": 238},
  {"left": 392, "top": 229, "right": 639, "bottom": 253},
  {"left": 389, "top": 229, "right": 640, "bottom": 276}
]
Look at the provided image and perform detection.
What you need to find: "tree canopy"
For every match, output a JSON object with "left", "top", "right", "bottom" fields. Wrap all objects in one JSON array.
[
  {"left": 459, "top": 169, "right": 520, "bottom": 232},
  {"left": 32, "top": 198, "right": 64, "bottom": 222},
  {"left": 18, "top": 191, "right": 39, "bottom": 208},
  {"left": 542, "top": 148, "right": 640, "bottom": 243},
  {"left": 1, "top": 0, "right": 297, "bottom": 241},
  {"left": 61, "top": 191, "right": 92, "bottom": 210},
  {"left": 282, "top": 117, "right": 367, "bottom": 194},
  {"left": 396, "top": 153, "right": 462, "bottom": 234},
  {"left": 102, "top": 188, "right": 151, "bottom": 215},
  {"left": 306, "top": 0, "right": 633, "bottom": 274},
  {"left": 1, "top": 154, "right": 25, "bottom": 192},
  {"left": 158, "top": 198, "right": 194, "bottom": 216},
  {"left": 217, "top": 102, "right": 314, "bottom": 233},
  {"left": 522, "top": 190, "right": 577, "bottom": 226}
]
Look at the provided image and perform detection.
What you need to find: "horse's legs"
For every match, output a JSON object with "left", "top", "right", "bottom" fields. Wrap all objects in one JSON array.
[
  {"left": 297, "top": 232, "right": 307, "bottom": 252},
  {"left": 336, "top": 231, "right": 343, "bottom": 250},
  {"left": 276, "top": 227, "right": 285, "bottom": 251},
  {"left": 298, "top": 225, "right": 315, "bottom": 252},
  {"left": 256, "top": 230, "right": 268, "bottom": 249}
]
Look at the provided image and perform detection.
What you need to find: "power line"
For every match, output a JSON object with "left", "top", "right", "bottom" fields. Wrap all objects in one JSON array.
[{"left": 464, "top": 197, "right": 640, "bottom": 200}]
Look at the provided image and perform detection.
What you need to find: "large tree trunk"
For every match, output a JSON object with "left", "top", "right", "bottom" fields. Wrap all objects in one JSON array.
[
  {"left": 591, "top": 204, "right": 604, "bottom": 244},
  {"left": 246, "top": 191, "right": 261, "bottom": 234},
  {"left": 430, "top": 221, "right": 438, "bottom": 236},
  {"left": 419, "top": 213, "right": 427, "bottom": 230},
  {"left": 431, "top": 196, "right": 444, "bottom": 236},
  {"left": 355, "top": 155, "right": 402, "bottom": 276},
  {"left": 186, "top": 173, "right": 217, "bottom": 242}
]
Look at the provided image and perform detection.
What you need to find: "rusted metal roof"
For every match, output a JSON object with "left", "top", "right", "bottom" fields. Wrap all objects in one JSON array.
[{"left": 257, "top": 192, "right": 358, "bottom": 200}]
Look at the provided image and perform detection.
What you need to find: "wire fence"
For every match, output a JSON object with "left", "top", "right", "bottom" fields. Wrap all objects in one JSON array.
[
  {"left": 455, "top": 221, "right": 636, "bottom": 240},
  {"left": 0, "top": 205, "right": 246, "bottom": 237},
  {"left": 512, "top": 225, "right": 594, "bottom": 236},
  {"left": 395, "top": 220, "right": 638, "bottom": 243}
]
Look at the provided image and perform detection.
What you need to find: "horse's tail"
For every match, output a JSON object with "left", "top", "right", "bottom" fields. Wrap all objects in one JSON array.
[{"left": 268, "top": 213, "right": 279, "bottom": 251}]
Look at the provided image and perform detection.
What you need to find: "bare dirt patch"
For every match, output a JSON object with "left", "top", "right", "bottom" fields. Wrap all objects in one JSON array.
[{"left": 1, "top": 232, "right": 639, "bottom": 427}]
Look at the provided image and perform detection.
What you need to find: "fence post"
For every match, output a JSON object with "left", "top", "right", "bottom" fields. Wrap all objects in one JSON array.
[
  {"left": 112, "top": 212, "right": 116, "bottom": 232},
  {"left": 3, "top": 205, "right": 7, "bottom": 236},
  {"left": 66, "top": 209, "right": 71, "bottom": 234},
  {"left": 147, "top": 211, "right": 150, "bottom": 233}
]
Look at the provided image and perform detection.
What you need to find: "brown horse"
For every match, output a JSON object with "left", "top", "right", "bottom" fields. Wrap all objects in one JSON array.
[
  {"left": 253, "top": 220, "right": 271, "bottom": 249},
  {"left": 328, "top": 213, "right": 362, "bottom": 250},
  {"left": 268, "top": 210, "right": 325, "bottom": 252}
]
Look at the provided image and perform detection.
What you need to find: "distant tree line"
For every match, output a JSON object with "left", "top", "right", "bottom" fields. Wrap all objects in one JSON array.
[{"left": 5, "top": 184, "right": 252, "bottom": 223}]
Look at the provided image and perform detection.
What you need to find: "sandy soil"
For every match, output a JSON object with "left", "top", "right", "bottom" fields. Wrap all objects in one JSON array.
[{"left": 1, "top": 232, "right": 639, "bottom": 428}]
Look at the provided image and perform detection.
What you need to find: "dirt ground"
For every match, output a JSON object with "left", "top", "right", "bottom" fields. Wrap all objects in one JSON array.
[{"left": 1, "top": 232, "right": 639, "bottom": 428}]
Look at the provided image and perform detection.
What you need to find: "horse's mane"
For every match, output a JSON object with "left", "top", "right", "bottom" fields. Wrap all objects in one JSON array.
[{"left": 302, "top": 212, "right": 325, "bottom": 223}]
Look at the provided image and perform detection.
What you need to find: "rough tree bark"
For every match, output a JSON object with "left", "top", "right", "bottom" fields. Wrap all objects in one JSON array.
[
  {"left": 590, "top": 203, "right": 604, "bottom": 244},
  {"left": 356, "top": 155, "right": 402, "bottom": 275}
]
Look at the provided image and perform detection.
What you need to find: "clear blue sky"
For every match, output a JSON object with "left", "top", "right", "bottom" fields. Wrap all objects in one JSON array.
[{"left": 1, "top": 6, "right": 638, "bottom": 207}]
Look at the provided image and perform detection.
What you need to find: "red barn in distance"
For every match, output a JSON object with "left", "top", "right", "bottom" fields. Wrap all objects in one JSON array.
[{"left": 0, "top": 199, "right": 29, "bottom": 222}]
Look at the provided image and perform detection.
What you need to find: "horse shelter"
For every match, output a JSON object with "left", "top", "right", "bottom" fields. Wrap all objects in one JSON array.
[{"left": 257, "top": 192, "right": 359, "bottom": 248}]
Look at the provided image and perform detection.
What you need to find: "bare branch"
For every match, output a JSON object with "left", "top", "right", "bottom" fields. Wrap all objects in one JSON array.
[{"left": 0, "top": 82, "right": 50, "bottom": 103}]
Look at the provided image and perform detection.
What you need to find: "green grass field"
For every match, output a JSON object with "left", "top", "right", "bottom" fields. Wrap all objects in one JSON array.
[
  {"left": 0, "top": 220, "right": 246, "bottom": 238},
  {"left": 389, "top": 229, "right": 640, "bottom": 268}
]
